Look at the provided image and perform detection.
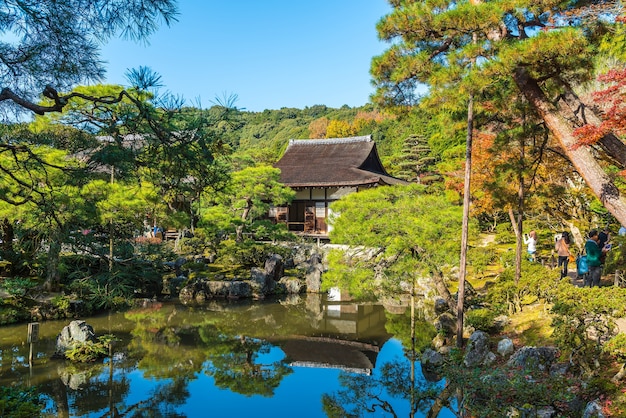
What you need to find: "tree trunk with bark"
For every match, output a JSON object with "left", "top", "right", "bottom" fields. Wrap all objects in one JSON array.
[
  {"left": 434, "top": 270, "right": 458, "bottom": 315},
  {"left": 44, "top": 227, "right": 62, "bottom": 291},
  {"left": 0, "top": 217, "right": 13, "bottom": 252},
  {"left": 513, "top": 67, "right": 626, "bottom": 226},
  {"left": 236, "top": 198, "right": 252, "bottom": 242}
]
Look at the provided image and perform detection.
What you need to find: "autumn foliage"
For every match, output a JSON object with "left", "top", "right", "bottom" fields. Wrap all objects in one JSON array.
[{"left": 574, "top": 68, "right": 626, "bottom": 147}]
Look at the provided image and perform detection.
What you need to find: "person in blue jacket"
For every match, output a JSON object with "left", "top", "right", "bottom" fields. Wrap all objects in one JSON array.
[{"left": 585, "top": 229, "right": 609, "bottom": 287}]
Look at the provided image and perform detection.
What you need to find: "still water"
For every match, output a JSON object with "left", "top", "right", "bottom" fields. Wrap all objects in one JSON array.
[{"left": 0, "top": 294, "right": 455, "bottom": 417}]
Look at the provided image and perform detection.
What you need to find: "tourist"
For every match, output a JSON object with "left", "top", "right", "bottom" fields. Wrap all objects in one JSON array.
[
  {"left": 555, "top": 231, "right": 571, "bottom": 279},
  {"left": 585, "top": 229, "right": 609, "bottom": 287},
  {"left": 523, "top": 230, "right": 537, "bottom": 262}
]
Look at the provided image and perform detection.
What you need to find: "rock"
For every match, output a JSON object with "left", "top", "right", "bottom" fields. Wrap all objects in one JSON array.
[
  {"left": 432, "top": 333, "right": 447, "bottom": 350},
  {"left": 464, "top": 330, "right": 493, "bottom": 367},
  {"left": 206, "top": 280, "right": 252, "bottom": 299},
  {"left": 55, "top": 320, "right": 96, "bottom": 357},
  {"left": 421, "top": 348, "right": 444, "bottom": 368},
  {"left": 582, "top": 400, "right": 605, "bottom": 418},
  {"left": 434, "top": 297, "right": 449, "bottom": 314},
  {"left": 174, "top": 257, "right": 188, "bottom": 275},
  {"left": 497, "top": 338, "right": 514, "bottom": 357},
  {"left": 59, "top": 366, "right": 89, "bottom": 390},
  {"left": 549, "top": 362, "right": 570, "bottom": 377},
  {"left": 264, "top": 254, "right": 284, "bottom": 281},
  {"left": 251, "top": 267, "right": 274, "bottom": 295},
  {"left": 277, "top": 277, "right": 303, "bottom": 294},
  {"left": 421, "top": 348, "right": 444, "bottom": 382},
  {"left": 493, "top": 315, "right": 510, "bottom": 329},
  {"left": 483, "top": 351, "right": 497, "bottom": 366},
  {"left": 536, "top": 406, "right": 557, "bottom": 418},
  {"left": 507, "top": 346, "right": 559, "bottom": 372},
  {"left": 178, "top": 278, "right": 204, "bottom": 304},
  {"left": 508, "top": 405, "right": 556, "bottom": 417},
  {"left": 305, "top": 253, "right": 323, "bottom": 293},
  {"left": 179, "top": 285, "right": 196, "bottom": 303},
  {"left": 434, "top": 312, "right": 457, "bottom": 337}
]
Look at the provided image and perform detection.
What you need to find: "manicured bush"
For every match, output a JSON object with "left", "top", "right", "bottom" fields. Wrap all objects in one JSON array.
[{"left": 465, "top": 308, "right": 498, "bottom": 332}]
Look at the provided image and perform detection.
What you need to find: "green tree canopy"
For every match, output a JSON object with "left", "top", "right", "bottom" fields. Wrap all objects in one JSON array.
[
  {"left": 371, "top": 0, "right": 626, "bottom": 226},
  {"left": 0, "top": 0, "right": 178, "bottom": 116},
  {"left": 326, "top": 184, "right": 473, "bottom": 306}
]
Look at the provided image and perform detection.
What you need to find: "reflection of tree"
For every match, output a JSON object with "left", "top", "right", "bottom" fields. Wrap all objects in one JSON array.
[
  {"left": 125, "top": 303, "right": 293, "bottom": 400},
  {"left": 198, "top": 324, "right": 292, "bottom": 397},
  {"left": 323, "top": 300, "right": 442, "bottom": 417},
  {"left": 384, "top": 311, "right": 436, "bottom": 356},
  {"left": 126, "top": 308, "right": 205, "bottom": 380},
  {"left": 107, "top": 379, "right": 187, "bottom": 418},
  {"left": 322, "top": 357, "right": 441, "bottom": 417}
]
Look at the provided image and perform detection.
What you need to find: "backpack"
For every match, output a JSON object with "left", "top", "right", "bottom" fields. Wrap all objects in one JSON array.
[{"left": 576, "top": 255, "right": 588, "bottom": 275}]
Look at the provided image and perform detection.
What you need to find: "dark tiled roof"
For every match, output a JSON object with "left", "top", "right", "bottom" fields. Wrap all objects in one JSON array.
[{"left": 274, "top": 135, "right": 407, "bottom": 188}]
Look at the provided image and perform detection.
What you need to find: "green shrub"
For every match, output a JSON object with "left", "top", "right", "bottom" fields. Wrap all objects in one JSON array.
[
  {"left": 468, "top": 246, "right": 497, "bottom": 276},
  {"left": 0, "top": 386, "right": 44, "bottom": 418},
  {"left": 0, "top": 277, "right": 38, "bottom": 298},
  {"left": 495, "top": 223, "right": 514, "bottom": 244},
  {"left": 604, "top": 333, "right": 626, "bottom": 360},
  {"left": 65, "top": 334, "right": 118, "bottom": 362},
  {"left": 216, "top": 239, "right": 291, "bottom": 268},
  {"left": 51, "top": 295, "right": 72, "bottom": 317},
  {"left": 465, "top": 308, "right": 498, "bottom": 332},
  {"left": 0, "top": 303, "right": 28, "bottom": 325}
]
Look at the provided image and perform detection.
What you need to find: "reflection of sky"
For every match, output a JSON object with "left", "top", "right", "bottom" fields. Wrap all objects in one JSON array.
[
  {"left": 93, "top": 339, "right": 457, "bottom": 417},
  {"left": 184, "top": 345, "right": 343, "bottom": 418}
]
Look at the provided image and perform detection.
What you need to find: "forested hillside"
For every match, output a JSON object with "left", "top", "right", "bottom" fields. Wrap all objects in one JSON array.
[{"left": 218, "top": 103, "right": 461, "bottom": 186}]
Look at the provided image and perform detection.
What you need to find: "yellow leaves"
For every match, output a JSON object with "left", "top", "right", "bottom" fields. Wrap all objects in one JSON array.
[{"left": 326, "top": 120, "right": 357, "bottom": 138}]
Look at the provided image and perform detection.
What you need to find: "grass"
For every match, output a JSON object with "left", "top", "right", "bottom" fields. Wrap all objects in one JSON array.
[{"left": 501, "top": 302, "right": 555, "bottom": 347}]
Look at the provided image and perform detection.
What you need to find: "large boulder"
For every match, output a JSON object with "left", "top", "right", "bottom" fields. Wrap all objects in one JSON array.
[
  {"left": 251, "top": 267, "right": 275, "bottom": 296},
  {"left": 55, "top": 320, "right": 96, "bottom": 358},
  {"left": 206, "top": 280, "right": 253, "bottom": 299},
  {"left": 434, "top": 297, "right": 450, "bottom": 315},
  {"left": 264, "top": 254, "right": 284, "bottom": 281},
  {"left": 434, "top": 312, "right": 457, "bottom": 337},
  {"left": 277, "top": 277, "right": 304, "bottom": 294},
  {"left": 421, "top": 348, "right": 444, "bottom": 382},
  {"left": 507, "top": 346, "right": 559, "bottom": 372},
  {"left": 305, "top": 254, "right": 323, "bottom": 293},
  {"left": 464, "top": 330, "right": 496, "bottom": 367}
]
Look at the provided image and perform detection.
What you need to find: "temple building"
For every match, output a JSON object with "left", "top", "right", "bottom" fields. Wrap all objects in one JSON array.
[{"left": 271, "top": 135, "right": 407, "bottom": 237}]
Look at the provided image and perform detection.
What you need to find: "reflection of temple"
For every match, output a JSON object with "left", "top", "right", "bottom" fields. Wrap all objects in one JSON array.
[{"left": 277, "top": 301, "right": 391, "bottom": 375}]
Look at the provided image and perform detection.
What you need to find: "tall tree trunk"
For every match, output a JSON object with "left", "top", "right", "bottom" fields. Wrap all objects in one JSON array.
[
  {"left": 44, "top": 227, "right": 62, "bottom": 291},
  {"left": 508, "top": 208, "right": 522, "bottom": 284},
  {"left": 109, "top": 167, "right": 114, "bottom": 271},
  {"left": 236, "top": 199, "right": 252, "bottom": 242},
  {"left": 514, "top": 133, "right": 526, "bottom": 284},
  {"left": 457, "top": 92, "right": 474, "bottom": 348},
  {"left": 0, "top": 217, "right": 13, "bottom": 252},
  {"left": 513, "top": 67, "right": 626, "bottom": 226}
]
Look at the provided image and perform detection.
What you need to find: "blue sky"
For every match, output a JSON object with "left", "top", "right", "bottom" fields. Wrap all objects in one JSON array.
[{"left": 99, "top": 1, "right": 393, "bottom": 112}]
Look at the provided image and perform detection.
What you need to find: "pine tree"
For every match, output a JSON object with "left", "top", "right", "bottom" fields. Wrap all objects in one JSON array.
[{"left": 371, "top": 0, "right": 626, "bottom": 226}]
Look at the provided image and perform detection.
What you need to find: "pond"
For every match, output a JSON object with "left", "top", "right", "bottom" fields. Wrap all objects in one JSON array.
[{"left": 0, "top": 294, "right": 456, "bottom": 417}]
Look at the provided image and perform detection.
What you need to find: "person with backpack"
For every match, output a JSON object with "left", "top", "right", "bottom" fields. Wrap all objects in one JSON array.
[{"left": 585, "top": 229, "right": 609, "bottom": 287}]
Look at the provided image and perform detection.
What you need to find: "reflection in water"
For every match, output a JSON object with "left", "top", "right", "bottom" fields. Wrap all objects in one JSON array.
[{"left": 0, "top": 294, "right": 454, "bottom": 417}]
